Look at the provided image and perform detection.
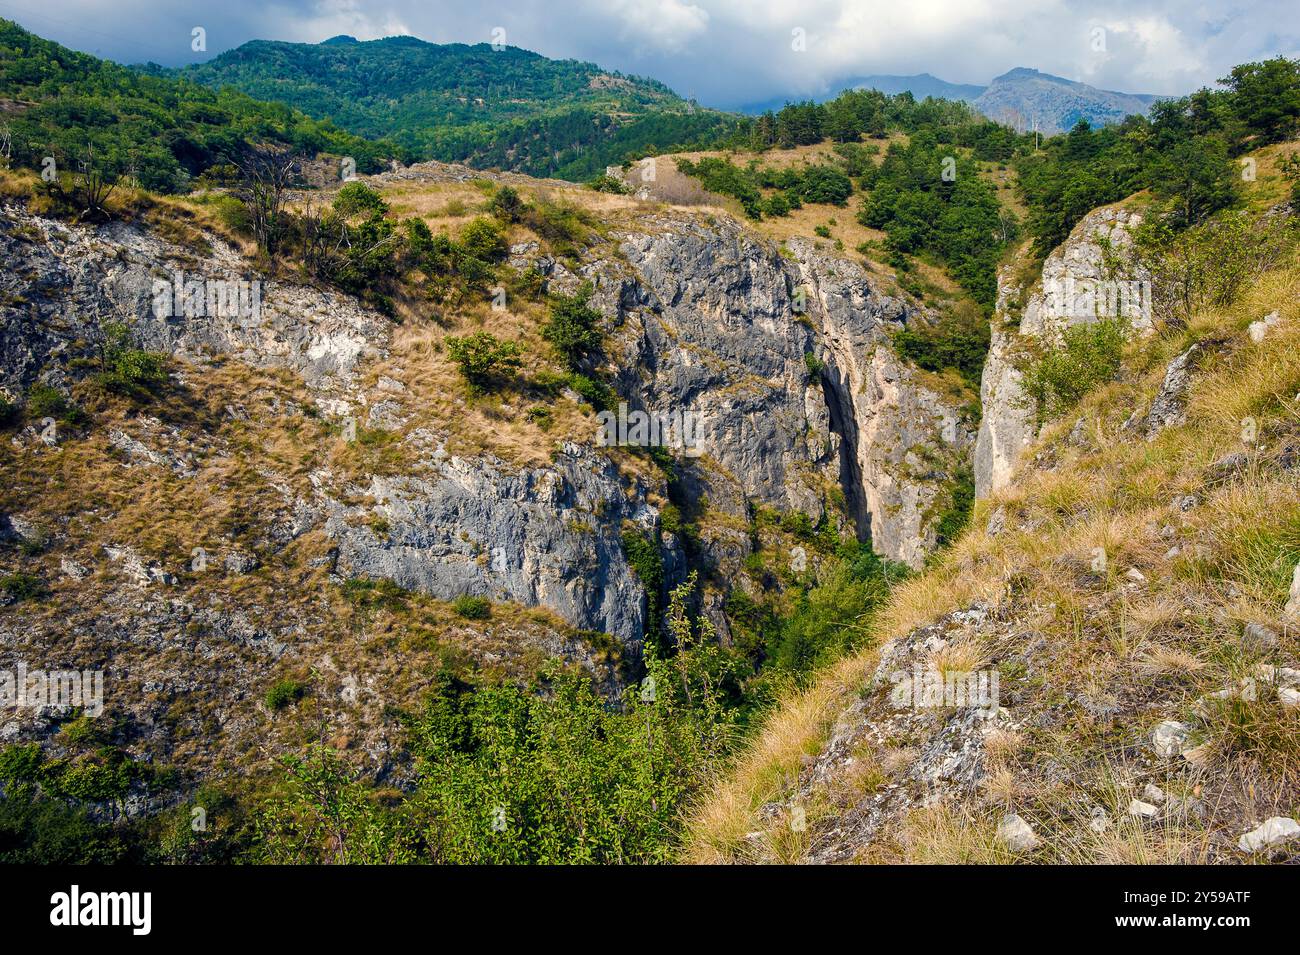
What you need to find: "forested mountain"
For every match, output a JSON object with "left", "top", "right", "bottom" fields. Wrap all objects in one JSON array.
[
  {"left": 0, "top": 19, "right": 395, "bottom": 192},
  {"left": 162, "top": 34, "right": 742, "bottom": 180}
]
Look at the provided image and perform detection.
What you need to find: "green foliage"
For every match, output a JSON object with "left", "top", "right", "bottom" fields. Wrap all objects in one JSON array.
[
  {"left": 797, "top": 165, "right": 853, "bottom": 205},
  {"left": 488, "top": 185, "right": 525, "bottom": 222},
  {"left": 857, "top": 132, "right": 1009, "bottom": 306},
  {"left": 1132, "top": 210, "right": 1293, "bottom": 327},
  {"left": 622, "top": 529, "right": 665, "bottom": 632},
  {"left": 1, "top": 572, "right": 47, "bottom": 602},
  {"left": 543, "top": 283, "right": 603, "bottom": 367},
  {"left": 891, "top": 301, "right": 991, "bottom": 386},
  {"left": 333, "top": 181, "right": 389, "bottom": 218},
  {"left": 1220, "top": 57, "right": 1300, "bottom": 144},
  {"left": 24, "top": 384, "right": 84, "bottom": 426},
  {"left": 765, "top": 543, "right": 908, "bottom": 682},
  {"left": 96, "top": 322, "right": 168, "bottom": 400},
  {"left": 1018, "top": 59, "right": 1300, "bottom": 254},
  {"left": 266, "top": 679, "right": 308, "bottom": 712},
  {"left": 675, "top": 156, "right": 765, "bottom": 217},
  {"left": 0, "top": 789, "right": 135, "bottom": 863},
  {"left": 340, "top": 576, "right": 408, "bottom": 611},
  {"left": 0, "top": 398, "right": 19, "bottom": 429},
  {"left": 676, "top": 157, "right": 852, "bottom": 219},
  {"left": 258, "top": 575, "right": 735, "bottom": 864},
  {"left": 1149, "top": 137, "right": 1239, "bottom": 227},
  {"left": 445, "top": 332, "right": 523, "bottom": 393},
  {"left": 586, "top": 174, "right": 629, "bottom": 194},
  {"left": 521, "top": 197, "right": 594, "bottom": 255},
  {"left": 933, "top": 464, "right": 975, "bottom": 548},
  {"left": 565, "top": 372, "right": 617, "bottom": 411},
  {"left": 452, "top": 595, "right": 491, "bottom": 620},
  {"left": 1018, "top": 318, "right": 1127, "bottom": 423},
  {"left": 0, "top": 18, "right": 394, "bottom": 194},
  {"left": 458, "top": 217, "right": 508, "bottom": 263},
  {"left": 803, "top": 351, "right": 826, "bottom": 379},
  {"left": 170, "top": 33, "right": 741, "bottom": 181}
]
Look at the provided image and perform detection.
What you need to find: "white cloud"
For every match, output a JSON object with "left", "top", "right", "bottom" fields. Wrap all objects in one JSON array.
[{"left": 7, "top": 0, "right": 1300, "bottom": 104}]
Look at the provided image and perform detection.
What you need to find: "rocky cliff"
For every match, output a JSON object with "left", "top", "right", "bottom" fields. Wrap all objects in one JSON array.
[
  {"left": 0, "top": 163, "right": 973, "bottom": 791},
  {"left": 975, "top": 205, "right": 1149, "bottom": 498}
]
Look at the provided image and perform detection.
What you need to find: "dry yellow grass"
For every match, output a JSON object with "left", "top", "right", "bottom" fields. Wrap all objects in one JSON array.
[
  {"left": 682, "top": 647, "right": 880, "bottom": 863},
  {"left": 682, "top": 203, "right": 1300, "bottom": 864}
]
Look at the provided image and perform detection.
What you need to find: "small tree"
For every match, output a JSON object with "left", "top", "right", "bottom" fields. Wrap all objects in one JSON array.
[
  {"left": 459, "top": 217, "right": 507, "bottom": 263},
  {"left": 488, "top": 185, "right": 526, "bottom": 221},
  {"left": 445, "top": 332, "right": 522, "bottom": 392},
  {"left": 333, "top": 181, "right": 388, "bottom": 219},
  {"left": 543, "top": 283, "right": 603, "bottom": 368}
]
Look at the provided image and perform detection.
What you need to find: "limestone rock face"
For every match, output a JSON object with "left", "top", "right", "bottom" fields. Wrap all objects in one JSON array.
[
  {"left": 974, "top": 206, "right": 1148, "bottom": 498},
  {"left": 0, "top": 193, "right": 973, "bottom": 679},
  {"left": 324, "top": 443, "right": 666, "bottom": 649},
  {"left": 0, "top": 208, "right": 386, "bottom": 398},
  {"left": 610, "top": 221, "right": 972, "bottom": 568}
]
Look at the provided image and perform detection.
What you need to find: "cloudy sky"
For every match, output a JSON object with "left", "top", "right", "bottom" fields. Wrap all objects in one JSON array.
[{"left": 2, "top": 0, "right": 1297, "bottom": 107}]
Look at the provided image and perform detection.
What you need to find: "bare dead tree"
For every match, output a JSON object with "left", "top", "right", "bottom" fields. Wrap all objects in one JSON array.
[
  {"left": 74, "top": 145, "right": 122, "bottom": 219},
  {"left": 229, "top": 144, "right": 301, "bottom": 257}
]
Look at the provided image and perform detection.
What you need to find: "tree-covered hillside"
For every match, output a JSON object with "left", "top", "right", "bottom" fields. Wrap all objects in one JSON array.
[
  {"left": 0, "top": 19, "right": 396, "bottom": 192},
  {"left": 165, "top": 34, "right": 743, "bottom": 180}
]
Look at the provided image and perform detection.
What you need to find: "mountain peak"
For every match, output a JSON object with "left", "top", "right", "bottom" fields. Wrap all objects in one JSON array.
[{"left": 320, "top": 34, "right": 358, "bottom": 45}]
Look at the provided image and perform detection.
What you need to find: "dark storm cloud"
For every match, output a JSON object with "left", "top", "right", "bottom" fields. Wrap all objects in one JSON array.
[{"left": 2, "top": 0, "right": 1298, "bottom": 106}]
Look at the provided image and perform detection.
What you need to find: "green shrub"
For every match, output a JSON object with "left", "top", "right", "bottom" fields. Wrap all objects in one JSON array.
[
  {"left": 459, "top": 217, "right": 508, "bottom": 263},
  {"left": 1018, "top": 318, "right": 1127, "bottom": 423},
  {"left": 488, "top": 185, "right": 526, "bottom": 222},
  {"left": 621, "top": 530, "right": 664, "bottom": 631},
  {"left": 25, "top": 385, "right": 84, "bottom": 425},
  {"left": 333, "top": 182, "right": 388, "bottom": 219},
  {"left": 891, "top": 302, "right": 990, "bottom": 386},
  {"left": 1, "top": 573, "right": 47, "bottom": 602},
  {"left": 266, "top": 679, "right": 308, "bottom": 712},
  {"left": 445, "top": 332, "right": 523, "bottom": 393},
  {"left": 586, "top": 174, "right": 629, "bottom": 195},
  {"left": 933, "top": 464, "right": 975, "bottom": 548},
  {"left": 257, "top": 577, "right": 736, "bottom": 865},
  {"left": 96, "top": 322, "right": 167, "bottom": 400},
  {"left": 543, "top": 283, "right": 603, "bottom": 367},
  {"left": 765, "top": 544, "right": 907, "bottom": 682},
  {"left": 0, "top": 398, "right": 18, "bottom": 429},
  {"left": 565, "top": 373, "right": 616, "bottom": 411},
  {"left": 522, "top": 198, "right": 592, "bottom": 253},
  {"left": 452, "top": 595, "right": 491, "bottom": 620},
  {"left": 340, "top": 577, "right": 408, "bottom": 611}
]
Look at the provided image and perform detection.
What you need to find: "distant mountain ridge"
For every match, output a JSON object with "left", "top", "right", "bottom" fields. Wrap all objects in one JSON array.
[
  {"left": 974, "top": 67, "right": 1162, "bottom": 134},
  {"left": 165, "top": 34, "right": 739, "bottom": 180},
  {"left": 742, "top": 66, "right": 1164, "bottom": 135}
]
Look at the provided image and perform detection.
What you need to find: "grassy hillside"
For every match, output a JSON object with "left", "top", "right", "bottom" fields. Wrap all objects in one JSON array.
[
  {"left": 685, "top": 162, "right": 1300, "bottom": 864},
  {"left": 166, "top": 35, "right": 742, "bottom": 181}
]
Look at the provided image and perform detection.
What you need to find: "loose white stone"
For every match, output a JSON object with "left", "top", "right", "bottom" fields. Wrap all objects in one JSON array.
[
  {"left": 1142, "top": 783, "right": 1166, "bottom": 805},
  {"left": 997, "top": 813, "right": 1039, "bottom": 852},
  {"left": 1285, "top": 563, "right": 1300, "bottom": 619},
  {"left": 1128, "top": 799, "right": 1160, "bottom": 818},
  {"left": 1152, "top": 720, "right": 1192, "bottom": 758},
  {"left": 1238, "top": 817, "right": 1300, "bottom": 853}
]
